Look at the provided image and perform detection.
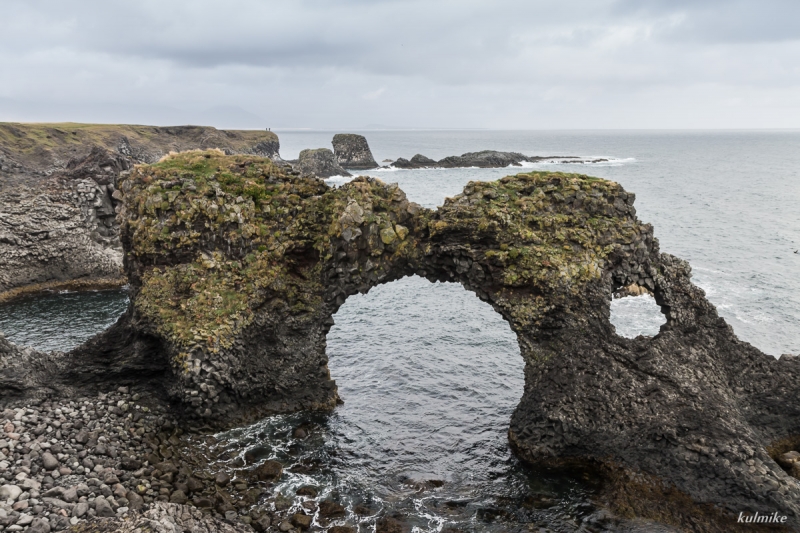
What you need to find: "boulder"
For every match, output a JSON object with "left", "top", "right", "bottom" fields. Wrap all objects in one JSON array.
[
  {"left": 392, "top": 154, "right": 438, "bottom": 169},
  {"left": 332, "top": 133, "right": 378, "bottom": 169},
  {"left": 291, "top": 513, "right": 312, "bottom": 530},
  {"left": 318, "top": 500, "right": 346, "bottom": 518},
  {"left": 296, "top": 148, "right": 351, "bottom": 178},
  {"left": 252, "top": 460, "right": 283, "bottom": 481}
]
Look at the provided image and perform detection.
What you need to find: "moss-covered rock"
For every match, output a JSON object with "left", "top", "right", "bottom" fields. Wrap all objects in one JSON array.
[{"left": 41, "top": 150, "right": 800, "bottom": 529}]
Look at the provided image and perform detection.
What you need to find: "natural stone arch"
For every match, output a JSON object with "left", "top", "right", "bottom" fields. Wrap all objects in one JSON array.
[{"left": 5, "top": 150, "right": 800, "bottom": 531}]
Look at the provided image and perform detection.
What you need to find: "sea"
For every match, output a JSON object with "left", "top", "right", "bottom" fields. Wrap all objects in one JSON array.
[{"left": 1, "top": 130, "right": 798, "bottom": 531}]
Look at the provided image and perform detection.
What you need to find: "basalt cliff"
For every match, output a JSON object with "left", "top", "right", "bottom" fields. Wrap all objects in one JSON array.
[
  {"left": 0, "top": 123, "right": 281, "bottom": 301},
  {"left": 2, "top": 151, "right": 799, "bottom": 531}
]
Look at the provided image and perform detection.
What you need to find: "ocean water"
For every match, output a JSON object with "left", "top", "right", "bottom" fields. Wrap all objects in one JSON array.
[
  {"left": 0, "top": 289, "right": 129, "bottom": 352},
  {"left": 0, "top": 130, "right": 798, "bottom": 531}
]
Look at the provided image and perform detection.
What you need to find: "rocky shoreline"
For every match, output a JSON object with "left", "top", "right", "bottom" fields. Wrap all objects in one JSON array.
[
  {"left": 2, "top": 130, "right": 800, "bottom": 532},
  {"left": 0, "top": 375, "right": 344, "bottom": 533}
]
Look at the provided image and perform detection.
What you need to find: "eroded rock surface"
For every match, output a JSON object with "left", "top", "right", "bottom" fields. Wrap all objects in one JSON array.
[
  {"left": 4, "top": 151, "right": 800, "bottom": 531},
  {"left": 296, "top": 148, "right": 351, "bottom": 178},
  {"left": 331, "top": 133, "right": 377, "bottom": 169},
  {"left": 0, "top": 123, "right": 282, "bottom": 299}
]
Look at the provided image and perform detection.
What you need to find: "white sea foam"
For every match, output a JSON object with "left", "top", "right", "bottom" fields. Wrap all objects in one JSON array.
[
  {"left": 519, "top": 157, "right": 636, "bottom": 168},
  {"left": 323, "top": 175, "right": 355, "bottom": 186}
]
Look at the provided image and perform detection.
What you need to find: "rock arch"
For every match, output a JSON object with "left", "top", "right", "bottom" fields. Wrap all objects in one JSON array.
[{"left": 6, "top": 150, "right": 800, "bottom": 530}]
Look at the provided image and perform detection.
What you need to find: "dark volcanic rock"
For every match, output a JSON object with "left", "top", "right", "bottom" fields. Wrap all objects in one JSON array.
[
  {"left": 6, "top": 150, "right": 800, "bottom": 530},
  {"left": 252, "top": 459, "right": 283, "bottom": 481},
  {"left": 437, "top": 150, "right": 530, "bottom": 168},
  {"left": 390, "top": 151, "right": 601, "bottom": 170},
  {"left": 392, "top": 154, "right": 438, "bottom": 169},
  {"left": 332, "top": 133, "right": 378, "bottom": 169},
  {"left": 296, "top": 148, "right": 351, "bottom": 178}
]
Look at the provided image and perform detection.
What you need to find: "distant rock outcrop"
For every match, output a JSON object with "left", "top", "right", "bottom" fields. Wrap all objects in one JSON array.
[
  {"left": 332, "top": 133, "right": 378, "bottom": 169},
  {"left": 296, "top": 148, "right": 351, "bottom": 178},
  {"left": 437, "top": 150, "right": 531, "bottom": 168},
  {"left": 389, "top": 150, "right": 607, "bottom": 169},
  {"left": 392, "top": 154, "right": 438, "bottom": 169}
]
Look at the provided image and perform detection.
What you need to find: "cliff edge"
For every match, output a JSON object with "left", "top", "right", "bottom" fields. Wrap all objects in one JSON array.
[{"left": 0, "top": 123, "right": 281, "bottom": 300}]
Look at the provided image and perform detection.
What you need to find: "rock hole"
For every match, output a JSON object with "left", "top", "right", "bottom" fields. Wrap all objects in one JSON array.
[{"left": 610, "top": 284, "right": 666, "bottom": 338}]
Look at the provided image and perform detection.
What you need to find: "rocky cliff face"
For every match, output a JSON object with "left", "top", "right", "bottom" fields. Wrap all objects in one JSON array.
[
  {"left": 0, "top": 124, "right": 281, "bottom": 299},
  {"left": 331, "top": 133, "right": 377, "bottom": 169},
  {"left": 296, "top": 148, "right": 350, "bottom": 178},
  {"left": 6, "top": 151, "right": 800, "bottom": 531}
]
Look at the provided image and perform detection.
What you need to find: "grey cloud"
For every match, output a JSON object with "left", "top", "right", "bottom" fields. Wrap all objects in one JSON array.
[
  {"left": 0, "top": 0, "right": 798, "bottom": 128},
  {"left": 613, "top": 0, "right": 800, "bottom": 43}
]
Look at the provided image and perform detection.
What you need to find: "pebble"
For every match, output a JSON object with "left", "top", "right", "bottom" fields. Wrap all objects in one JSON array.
[
  {"left": 0, "top": 387, "right": 296, "bottom": 531},
  {"left": 0, "top": 484, "right": 22, "bottom": 501},
  {"left": 41, "top": 453, "right": 58, "bottom": 470},
  {"left": 0, "top": 390, "right": 178, "bottom": 530}
]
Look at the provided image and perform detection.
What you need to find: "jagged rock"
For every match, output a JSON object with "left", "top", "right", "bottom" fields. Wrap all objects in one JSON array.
[
  {"left": 296, "top": 148, "right": 351, "bottom": 178},
  {"left": 5, "top": 150, "right": 800, "bottom": 530},
  {"left": 332, "top": 133, "right": 377, "bottom": 169}
]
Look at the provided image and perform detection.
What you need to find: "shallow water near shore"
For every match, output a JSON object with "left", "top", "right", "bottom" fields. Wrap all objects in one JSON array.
[
  {"left": 0, "top": 289, "right": 129, "bottom": 352},
  {"left": 0, "top": 130, "right": 798, "bottom": 531}
]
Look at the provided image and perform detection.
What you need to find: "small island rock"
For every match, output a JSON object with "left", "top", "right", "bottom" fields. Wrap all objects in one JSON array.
[{"left": 332, "top": 133, "right": 378, "bottom": 169}]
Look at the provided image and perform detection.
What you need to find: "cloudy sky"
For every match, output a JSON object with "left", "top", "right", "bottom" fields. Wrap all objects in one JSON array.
[{"left": 1, "top": 0, "right": 798, "bottom": 129}]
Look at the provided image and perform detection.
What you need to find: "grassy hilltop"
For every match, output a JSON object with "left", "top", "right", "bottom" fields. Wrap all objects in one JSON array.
[{"left": 0, "top": 122, "right": 279, "bottom": 172}]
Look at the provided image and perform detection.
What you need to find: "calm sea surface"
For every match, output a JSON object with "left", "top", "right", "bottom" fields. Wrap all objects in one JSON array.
[{"left": 1, "top": 130, "right": 797, "bottom": 531}]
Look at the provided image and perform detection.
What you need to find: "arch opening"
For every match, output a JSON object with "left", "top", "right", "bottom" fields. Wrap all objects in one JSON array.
[
  {"left": 609, "top": 285, "right": 667, "bottom": 338},
  {"left": 307, "top": 275, "right": 587, "bottom": 531}
]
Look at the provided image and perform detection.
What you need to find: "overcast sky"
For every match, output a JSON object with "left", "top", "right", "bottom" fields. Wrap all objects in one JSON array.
[{"left": 1, "top": 0, "right": 799, "bottom": 129}]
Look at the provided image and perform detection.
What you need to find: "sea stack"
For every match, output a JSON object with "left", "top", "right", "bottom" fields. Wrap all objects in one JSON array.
[
  {"left": 297, "top": 148, "right": 351, "bottom": 178},
  {"left": 332, "top": 133, "right": 378, "bottom": 169}
]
